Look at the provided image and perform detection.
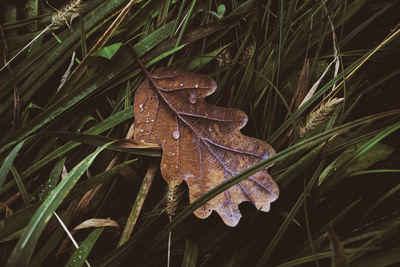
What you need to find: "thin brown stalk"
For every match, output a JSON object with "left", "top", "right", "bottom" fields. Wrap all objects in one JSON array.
[{"left": 118, "top": 162, "right": 158, "bottom": 246}]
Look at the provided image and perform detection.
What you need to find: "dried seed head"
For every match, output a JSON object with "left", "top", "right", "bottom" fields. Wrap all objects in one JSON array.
[
  {"left": 51, "top": 0, "right": 83, "bottom": 29},
  {"left": 165, "top": 182, "right": 181, "bottom": 221},
  {"left": 240, "top": 41, "right": 255, "bottom": 63},
  {"left": 300, "top": 97, "right": 344, "bottom": 137},
  {"left": 216, "top": 48, "right": 233, "bottom": 68}
]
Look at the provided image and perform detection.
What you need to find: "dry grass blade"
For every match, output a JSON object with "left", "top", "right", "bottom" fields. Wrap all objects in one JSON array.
[
  {"left": 321, "top": 1, "right": 340, "bottom": 92},
  {"left": 326, "top": 23, "right": 400, "bottom": 101},
  {"left": 0, "top": 25, "right": 51, "bottom": 73},
  {"left": 298, "top": 59, "right": 335, "bottom": 109},
  {"left": 57, "top": 51, "right": 76, "bottom": 92},
  {"left": 72, "top": 218, "right": 119, "bottom": 232},
  {"left": 118, "top": 162, "right": 158, "bottom": 246}
]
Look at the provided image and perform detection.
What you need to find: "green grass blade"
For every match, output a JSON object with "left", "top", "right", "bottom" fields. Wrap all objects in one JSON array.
[
  {"left": 10, "top": 166, "right": 30, "bottom": 207},
  {"left": 181, "top": 239, "right": 199, "bottom": 267},
  {"left": 0, "top": 141, "right": 24, "bottom": 188},
  {"left": 65, "top": 227, "right": 105, "bottom": 267},
  {"left": 6, "top": 142, "right": 112, "bottom": 267}
]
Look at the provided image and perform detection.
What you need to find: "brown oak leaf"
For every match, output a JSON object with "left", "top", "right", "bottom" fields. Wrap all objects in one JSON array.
[{"left": 134, "top": 68, "right": 279, "bottom": 226}]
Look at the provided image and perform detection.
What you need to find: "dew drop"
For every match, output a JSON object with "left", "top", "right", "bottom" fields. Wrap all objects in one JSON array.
[
  {"left": 180, "top": 82, "right": 184, "bottom": 87},
  {"left": 172, "top": 152, "right": 175, "bottom": 156},
  {"left": 140, "top": 139, "right": 145, "bottom": 142},
  {"left": 204, "top": 112, "right": 208, "bottom": 116},
  {"left": 188, "top": 93, "right": 197, "bottom": 104},
  {"left": 172, "top": 130, "right": 180, "bottom": 139},
  {"left": 139, "top": 129, "right": 144, "bottom": 133},
  {"left": 208, "top": 127, "right": 212, "bottom": 132},
  {"left": 151, "top": 119, "right": 155, "bottom": 122},
  {"left": 145, "top": 120, "right": 149, "bottom": 123},
  {"left": 194, "top": 83, "right": 199, "bottom": 88},
  {"left": 162, "top": 139, "right": 166, "bottom": 143}
]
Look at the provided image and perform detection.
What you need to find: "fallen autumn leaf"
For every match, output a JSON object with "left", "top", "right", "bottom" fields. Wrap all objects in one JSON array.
[{"left": 134, "top": 68, "right": 279, "bottom": 226}]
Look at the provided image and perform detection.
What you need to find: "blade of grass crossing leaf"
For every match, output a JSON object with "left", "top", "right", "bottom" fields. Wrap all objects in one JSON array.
[
  {"left": 66, "top": 227, "right": 105, "bottom": 267},
  {"left": 0, "top": 141, "right": 24, "bottom": 188},
  {"left": 6, "top": 142, "right": 113, "bottom": 267},
  {"left": 147, "top": 110, "right": 400, "bottom": 251}
]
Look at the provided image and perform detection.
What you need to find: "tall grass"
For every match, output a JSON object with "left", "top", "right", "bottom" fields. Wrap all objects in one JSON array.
[{"left": 0, "top": 0, "right": 399, "bottom": 266}]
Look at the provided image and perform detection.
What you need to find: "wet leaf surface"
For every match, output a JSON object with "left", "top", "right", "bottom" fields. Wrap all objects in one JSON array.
[{"left": 134, "top": 68, "right": 279, "bottom": 226}]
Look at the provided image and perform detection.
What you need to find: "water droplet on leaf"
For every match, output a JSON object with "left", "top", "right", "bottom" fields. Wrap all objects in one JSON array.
[
  {"left": 188, "top": 93, "right": 197, "bottom": 104},
  {"left": 172, "top": 130, "right": 180, "bottom": 139}
]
